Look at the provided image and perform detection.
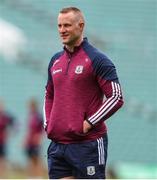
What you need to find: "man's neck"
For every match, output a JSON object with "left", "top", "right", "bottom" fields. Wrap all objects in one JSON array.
[{"left": 65, "top": 37, "right": 83, "bottom": 52}]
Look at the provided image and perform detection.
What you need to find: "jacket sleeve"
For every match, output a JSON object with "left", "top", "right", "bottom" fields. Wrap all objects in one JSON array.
[
  {"left": 87, "top": 56, "right": 124, "bottom": 125},
  {"left": 43, "top": 60, "right": 54, "bottom": 131}
]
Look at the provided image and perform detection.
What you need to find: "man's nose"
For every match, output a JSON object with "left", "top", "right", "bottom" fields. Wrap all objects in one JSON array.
[{"left": 59, "top": 26, "right": 66, "bottom": 33}]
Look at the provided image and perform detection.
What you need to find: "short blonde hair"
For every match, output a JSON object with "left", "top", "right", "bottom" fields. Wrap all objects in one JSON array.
[
  {"left": 59, "top": 7, "right": 85, "bottom": 23},
  {"left": 60, "top": 7, "right": 82, "bottom": 14}
]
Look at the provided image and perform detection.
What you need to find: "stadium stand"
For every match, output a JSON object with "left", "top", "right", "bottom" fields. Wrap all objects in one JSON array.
[{"left": 0, "top": 0, "right": 156, "bottom": 178}]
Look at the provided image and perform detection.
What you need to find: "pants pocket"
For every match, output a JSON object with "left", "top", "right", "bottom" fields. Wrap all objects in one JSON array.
[{"left": 47, "top": 141, "right": 57, "bottom": 156}]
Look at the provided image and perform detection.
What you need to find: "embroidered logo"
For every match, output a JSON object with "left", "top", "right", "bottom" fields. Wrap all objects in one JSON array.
[
  {"left": 52, "top": 68, "right": 62, "bottom": 75},
  {"left": 75, "top": 65, "right": 83, "bottom": 74},
  {"left": 87, "top": 166, "right": 95, "bottom": 176},
  {"left": 85, "top": 58, "right": 89, "bottom": 62}
]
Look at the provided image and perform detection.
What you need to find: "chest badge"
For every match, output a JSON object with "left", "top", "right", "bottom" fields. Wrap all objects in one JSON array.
[{"left": 75, "top": 65, "right": 83, "bottom": 74}]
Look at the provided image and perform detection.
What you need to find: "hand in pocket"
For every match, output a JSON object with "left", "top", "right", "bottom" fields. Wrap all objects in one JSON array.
[{"left": 83, "top": 120, "right": 92, "bottom": 133}]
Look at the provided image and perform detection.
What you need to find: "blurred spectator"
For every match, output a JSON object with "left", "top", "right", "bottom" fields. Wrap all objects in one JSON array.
[
  {"left": 24, "top": 98, "right": 44, "bottom": 178},
  {"left": 0, "top": 99, "right": 15, "bottom": 178}
]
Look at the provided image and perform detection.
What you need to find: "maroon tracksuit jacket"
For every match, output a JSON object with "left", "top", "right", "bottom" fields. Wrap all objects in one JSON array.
[{"left": 44, "top": 38, "right": 124, "bottom": 144}]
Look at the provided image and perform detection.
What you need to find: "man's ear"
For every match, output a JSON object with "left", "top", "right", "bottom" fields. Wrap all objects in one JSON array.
[{"left": 79, "top": 22, "right": 84, "bottom": 31}]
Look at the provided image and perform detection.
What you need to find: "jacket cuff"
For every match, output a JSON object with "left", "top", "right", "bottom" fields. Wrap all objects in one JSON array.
[{"left": 86, "top": 119, "right": 95, "bottom": 126}]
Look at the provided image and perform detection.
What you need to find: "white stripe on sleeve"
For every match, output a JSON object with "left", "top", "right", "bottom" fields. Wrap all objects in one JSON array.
[{"left": 88, "top": 82, "right": 122, "bottom": 125}]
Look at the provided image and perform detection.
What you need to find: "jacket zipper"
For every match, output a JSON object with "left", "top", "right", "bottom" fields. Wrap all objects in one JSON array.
[
  {"left": 66, "top": 58, "right": 71, "bottom": 75},
  {"left": 66, "top": 52, "right": 72, "bottom": 75}
]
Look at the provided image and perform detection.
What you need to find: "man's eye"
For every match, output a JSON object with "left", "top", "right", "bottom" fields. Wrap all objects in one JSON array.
[{"left": 65, "top": 24, "right": 71, "bottom": 27}]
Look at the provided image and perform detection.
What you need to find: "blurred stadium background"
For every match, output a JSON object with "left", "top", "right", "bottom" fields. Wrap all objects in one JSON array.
[{"left": 0, "top": 0, "right": 156, "bottom": 178}]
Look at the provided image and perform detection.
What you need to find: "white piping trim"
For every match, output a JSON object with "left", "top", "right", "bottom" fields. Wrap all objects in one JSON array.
[
  {"left": 97, "top": 137, "right": 105, "bottom": 165},
  {"left": 43, "top": 94, "right": 47, "bottom": 129},
  {"left": 89, "top": 82, "right": 121, "bottom": 124}
]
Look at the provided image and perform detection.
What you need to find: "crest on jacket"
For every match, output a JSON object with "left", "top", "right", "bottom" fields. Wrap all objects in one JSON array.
[{"left": 75, "top": 65, "right": 83, "bottom": 74}]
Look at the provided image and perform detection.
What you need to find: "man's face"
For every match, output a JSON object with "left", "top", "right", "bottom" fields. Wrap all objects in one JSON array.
[{"left": 58, "top": 12, "right": 83, "bottom": 46}]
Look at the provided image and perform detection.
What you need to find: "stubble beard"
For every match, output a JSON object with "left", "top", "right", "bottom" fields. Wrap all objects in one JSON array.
[{"left": 62, "top": 35, "right": 80, "bottom": 48}]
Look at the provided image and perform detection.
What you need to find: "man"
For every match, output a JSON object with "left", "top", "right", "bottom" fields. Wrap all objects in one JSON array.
[
  {"left": 43, "top": 7, "right": 124, "bottom": 179},
  {"left": 24, "top": 98, "right": 44, "bottom": 178},
  {"left": 0, "top": 100, "right": 15, "bottom": 178}
]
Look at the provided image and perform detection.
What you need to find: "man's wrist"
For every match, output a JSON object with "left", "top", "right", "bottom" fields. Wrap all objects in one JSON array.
[{"left": 86, "top": 119, "right": 94, "bottom": 127}]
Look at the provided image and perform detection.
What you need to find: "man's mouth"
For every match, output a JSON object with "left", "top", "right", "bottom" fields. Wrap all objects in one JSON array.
[{"left": 61, "top": 34, "right": 69, "bottom": 39}]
